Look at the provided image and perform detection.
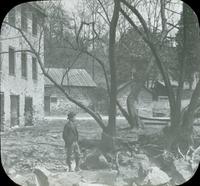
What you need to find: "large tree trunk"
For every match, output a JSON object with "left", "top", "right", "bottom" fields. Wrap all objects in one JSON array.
[
  {"left": 165, "top": 80, "right": 200, "bottom": 153},
  {"left": 116, "top": 59, "right": 154, "bottom": 129},
  {"left": 101, "top": 0, "right": 120, "bottom": 152},
  {"left": 164, "top": 3, "right": 200, "bottom": 153},
  {"left": 126, "top": 87, "right": 139, "bottom": 128}
]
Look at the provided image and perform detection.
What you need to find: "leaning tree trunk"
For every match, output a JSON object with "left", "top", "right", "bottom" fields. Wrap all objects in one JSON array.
[
  {"left": 126, "top": 90, "right": 139, "bottom": 128},
  {"left": 116, "top": 59, "right": 154, "bottom": 129}
]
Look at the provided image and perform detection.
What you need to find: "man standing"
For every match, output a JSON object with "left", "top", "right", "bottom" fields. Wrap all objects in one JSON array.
[{"left": 62, "top": 111, "right": 81, "bottom": 171}]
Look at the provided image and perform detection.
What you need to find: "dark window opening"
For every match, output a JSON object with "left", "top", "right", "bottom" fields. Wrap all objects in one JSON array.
[
  {"left": 9, "top": 47, "right": 15, "bottom": 75},
  {"left": 25, "top": 97, "right": 33, "bottom": 126},
  {"left": 44, "top": 96, "right": 50, "bottom": 115},
  {"left": 32, "top": 57, "right": 37, "bottom": 80},
  {"left": 32, "top": 13, "right": 37, "bottom": 35},
  {"left": 21, "top": 52, "right": 27, "bottom": 78},
  {"left": 10, "top": 95, "right": 20, "bottom": 127},
  {"left": 51, "top": 97, "right": 57, "bottom": 103}
]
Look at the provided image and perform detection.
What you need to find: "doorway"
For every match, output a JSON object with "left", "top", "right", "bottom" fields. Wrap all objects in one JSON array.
[
  {"left": 10, "top": 95, "right": 20, "bottom": 127},
  {"left": 25, "top": 97, "right": 33, "bottom": 126},
  {"left": 44, "top": 96, "right": 50, "bottom": 115}
]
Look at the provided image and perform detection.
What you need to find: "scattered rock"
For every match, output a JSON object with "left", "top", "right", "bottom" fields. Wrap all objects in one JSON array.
[
  {"left": 118, "top": 153, "right": 132, "bottom": 166},
  {"left": 191, "top": 146, "right": 200, "bottom": 171},
  {"left": 80, "top": 149, "right": 109, "bottom": 170},
  {"left": 33, "top": 166, "right": 82, "bottom": 186},
  {"left": 173, "top": 159, "right": 194, "bottom": 182},
  {"left": 51, "top": 134, "right": 59, "bottom": 139},
  {"left": 79, "top": 170, "right": 117, "bottom": 186},
  {"left": 7, "top": 168, "right": 17, "bottom": 177},
  {"left": 12, "top": 174, "right": 29, "bottom": 186},
  {"left": 131, "top": 182, "right": 137, "bottom": 186},
  {"left": 141, "top": 166, "right": 171, "bottom": 186},
  {"left": 125, "top": 152, "right": 151, "bottom": 174},
  {"left": 79, "top": 183, "right": 108, "bottom": 186},
  {"left": 114, "top": 177, "right": 127, "bottom": 186},
  {"left": 33, "top": 166, "right": 51, "bottom": 186},
  {"left": 119, "top": 167, "right": 138, "bottom": 185}
]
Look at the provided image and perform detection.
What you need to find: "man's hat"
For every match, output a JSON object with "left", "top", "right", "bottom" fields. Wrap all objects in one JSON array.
[{"left": 68, "top": 111, "right": 76, "bottom": 119}]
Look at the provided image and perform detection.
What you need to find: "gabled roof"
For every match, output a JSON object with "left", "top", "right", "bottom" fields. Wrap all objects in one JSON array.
[
  {"left": 117, "top": 80, "right": 154, "bottom": 96},
  {"left": 45, "top": 68, "right": 97, "bottom": 87}
]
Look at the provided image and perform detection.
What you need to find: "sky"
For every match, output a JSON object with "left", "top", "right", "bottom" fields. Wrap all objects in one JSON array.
[
  {"left": 62, "top": 0, "right": 79, "bottom": 13},
  {"left": 60, "top": 0, "right": 182, "bottom": 40}
]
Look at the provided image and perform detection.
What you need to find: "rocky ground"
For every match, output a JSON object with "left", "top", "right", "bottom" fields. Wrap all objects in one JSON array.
[{"left": 1, "top": 119, "right": 200, "bottom": 186}]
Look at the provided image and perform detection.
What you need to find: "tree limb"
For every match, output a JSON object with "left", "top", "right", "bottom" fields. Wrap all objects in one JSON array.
[{"left": 2, "top": 20, "right": 106, "bottom": 131}]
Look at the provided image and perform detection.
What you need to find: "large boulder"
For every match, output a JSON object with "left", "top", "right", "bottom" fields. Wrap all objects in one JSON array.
[
  {"left": 79, "top": 170, "right": 117, "bottom": 186},
  {"left": 33, "top": 166, "right": 116, "bottom": 186},
  {"left": 80, "top": 149, "right": 110, "bottom": 170},
  {"left": 173, "top": 159, "right": 194, "bottom": 183},
  {"left": 191, "top": 146, "right": 200, "bottom": 171},
  {"left": 11, "top": 174, "right": 36, "bottom": 186},
  {"left": 141, "top": 166, "right": 171, "bottom": 186},
  {"left": 119, "top": 167, "right": 139, "bottom": 185},
  {"left": 33, "top": 166, "right": 82, "bottom": 186}
]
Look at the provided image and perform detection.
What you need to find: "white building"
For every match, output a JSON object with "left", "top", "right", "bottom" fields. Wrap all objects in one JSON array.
[{"left": 0, "top": 3, "right": 45, "bottom": 131}]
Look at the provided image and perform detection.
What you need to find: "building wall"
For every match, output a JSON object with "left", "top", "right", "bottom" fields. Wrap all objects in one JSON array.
[
  {"left": 45, "top": 86, "right": 94, "bottom": 115},
  {"left": 0, "top": 4, "right": 45, "bottom": 130}
]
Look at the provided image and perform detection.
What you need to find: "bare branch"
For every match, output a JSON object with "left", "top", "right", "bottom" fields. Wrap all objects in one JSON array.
[
  {"left": 120, "top": 0, "right": 151, "bottom": 40},
  {"left": 60, "top": 51, "right": 82, "bottom": 86},
  {"left": 60, "top": 37, "right": 111, "bottom": 96},
  {"left": 165, "top": 7, "right": 181, "bottom": 15},
  {"left": 2, "top": 20, "right": 107, "bottom": 130},
  {"left": 97, "top": 0, "right": 111, "bottom": 24},
  {"left": 96, "top": 11, "right": 110, "bottom": 25},
  {"left": 119, "top": 4, "right": 177, "bottom": 115},
  {"left": 38, "top": 27, "right": 44, "bottom": 54}
]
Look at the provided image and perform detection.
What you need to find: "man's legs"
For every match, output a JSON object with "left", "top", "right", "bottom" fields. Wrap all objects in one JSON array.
[
  {"left": 65, "top": 145, "right": 73, "bottom": 171},
  {"left": 73, "top": 142, "right": 81, "bottom": 171}
]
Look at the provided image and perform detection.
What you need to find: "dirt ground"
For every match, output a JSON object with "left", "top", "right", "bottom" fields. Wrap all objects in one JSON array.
[{"left": 1, "top": 119, "right": 200, "bottom": 185}]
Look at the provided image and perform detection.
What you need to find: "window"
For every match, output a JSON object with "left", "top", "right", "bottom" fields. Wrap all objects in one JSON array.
[
  {"left": 32, "top": 57, "right": 37, "bottom": 80},
  {"left": 21, "top": 52, "right": 27, "bottom": 78},
  {"left": 21, "top": 6, "right": 27, "bottom": 31},
  {"left": 51, "top": 97, "right": 57, "bottom": 103},
  {"left": 158, "top": 96, "right": 168, "bottom": 102},
  {"left": 32, "top": 13, "right": 37, "bottom": 35},
  {"left": 9, "top": 47, "right": 15, "bottom": 75},
  {"left": 8, "top": 8, "right": 15, "bottom": 26}
]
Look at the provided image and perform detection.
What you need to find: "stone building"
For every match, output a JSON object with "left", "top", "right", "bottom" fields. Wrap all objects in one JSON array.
[
  {"left": 0, "top": 3, "right": 45, "bottom": 131},
  {"left": 44, "top": 68, "right": 97, "bottom": 115}
]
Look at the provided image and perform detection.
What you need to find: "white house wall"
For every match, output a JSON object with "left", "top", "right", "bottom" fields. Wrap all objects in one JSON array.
[{"left": 0, "top": 4, "right": 45, "bottom": 129}]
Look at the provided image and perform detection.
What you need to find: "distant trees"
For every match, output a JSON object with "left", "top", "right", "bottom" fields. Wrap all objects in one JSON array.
[
  {"left": 176, "top": 3, "right": 200, "bottom": 89},
  {"left": 118, "top": 0, "right": 200, "bottom": 152}
]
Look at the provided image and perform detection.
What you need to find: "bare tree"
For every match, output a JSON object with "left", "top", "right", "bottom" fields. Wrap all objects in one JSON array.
[
  {"left": 1, "top": 1, "right": 122, "bottom": 151},
  {"left": 119, "top": 0, "right": 200, "bottom": 152}
]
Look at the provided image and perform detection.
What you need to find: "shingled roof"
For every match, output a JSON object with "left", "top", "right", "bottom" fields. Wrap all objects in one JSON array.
[{"left": 45, "top": 68, "right": 97, "bottom": 87}]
